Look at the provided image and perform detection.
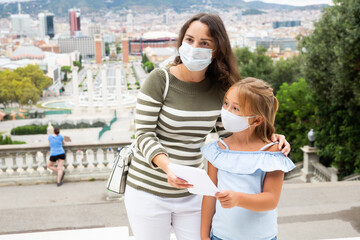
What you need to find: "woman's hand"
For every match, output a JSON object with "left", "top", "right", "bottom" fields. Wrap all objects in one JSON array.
[
  {"left": 215, "top": 190, "right": 239, "bottom": 208},
  {"left": 166, "top": 168, "right": 193, "bottom": 189},
  {"left": 271, "top": 133, "right": 291, "bottom": 157}
]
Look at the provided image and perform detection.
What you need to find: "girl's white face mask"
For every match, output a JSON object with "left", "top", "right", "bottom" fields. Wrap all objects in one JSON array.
[
  {"left": 221, "top": 107, "right": 256, "bottom": 133},
  {"left": 179, "top": 41, "right": 212, "bottom": 72}
]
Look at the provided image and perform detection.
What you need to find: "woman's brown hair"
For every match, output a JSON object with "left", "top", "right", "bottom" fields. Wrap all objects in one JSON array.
[
  {"left": 228, "top": 77, "right": 279, "bottom": 142},
  {"left": 173, "top": 13, "right": 241, "bottom": 90},
  {"left": 54, "top": 127, "right": 60, "bottom": 135}
]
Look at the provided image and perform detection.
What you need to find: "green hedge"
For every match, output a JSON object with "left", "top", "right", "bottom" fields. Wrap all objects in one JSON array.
[
  {"left": 0, "top": 134, "right": 26, "bottom": 144},
  {"left": 11, "top": 125, "right": 47, "bottom": 135},
  {"left": 11, "top": 121, "right": 107, "bottom": 135}
]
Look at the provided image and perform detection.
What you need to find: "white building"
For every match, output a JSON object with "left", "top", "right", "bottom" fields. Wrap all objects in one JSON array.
[
  {"left": 38, "top": 12, "right": 55, "bottom": 39},
  {"left": 11, "top": 14, "right": 31, "bottom": 35},
  {"left": 57, "top": 36, "right": 105, "bottom": 60}
]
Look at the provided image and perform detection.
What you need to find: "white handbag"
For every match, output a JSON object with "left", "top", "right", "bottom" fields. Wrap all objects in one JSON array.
[
  {"left": 106, "top": 142, "right": 136, "bottom": 194},
  {"left": 106, "top": 68, "right": 170, "bottom": 194}
]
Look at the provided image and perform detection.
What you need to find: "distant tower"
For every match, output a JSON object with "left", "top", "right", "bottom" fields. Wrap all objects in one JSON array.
[
  {"left": 18, "top": 2, "right": 21, "bottom": 14},
  {"left": 122, "top": 37, "right": 129, "bottom": 64},
  {"left": 94, "top": 34, "right": 103, "bottom": 65},
  {"left": 126, "top": 11, "right": 133, "bottom": 25},
  {"left": 69, "top": 8, "right": 81, "bottom": 37},
  {"left": 39, "top": 12, "right": 55, "bottom": 39}
]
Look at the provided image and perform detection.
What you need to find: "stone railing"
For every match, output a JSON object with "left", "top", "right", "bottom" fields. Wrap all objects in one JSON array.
[
  {"left": 312, "top": 161, "right": 338, "bottom": 182},
  {"left": 300, "top": 145, "right": 338, "bottom": 183},
  {"left": 0, "top": 141, "right": 132, "bottom": 186},
  {"left": 342, "top": 173, "right": 360, "bottom": 181}
]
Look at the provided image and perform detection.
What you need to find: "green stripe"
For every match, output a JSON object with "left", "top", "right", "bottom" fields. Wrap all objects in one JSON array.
[
  {"left": 161, "top": 110, "right": 219, "bottom": 122},
  {"left": 161, "top": 144, "right": 200, "bottom": 153},
  {"left": 168, "top": 153, "right": 203, "bottom": 161},
  {"left": 158, "top": 118, "right": 213, "bottom": 131},
  {"left": 136, "top": 109, "right": 159, "bottom": 116},
  {"left": 127, "top": 172, "right": 175, "bottom": 190},
  {"left": 137, "top": 98, "right": 162, "bottom": 107}
]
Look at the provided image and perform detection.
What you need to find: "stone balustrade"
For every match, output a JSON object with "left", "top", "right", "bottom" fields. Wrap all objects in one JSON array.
[{"left": 0, "top": 141, "right": 132, "bottom": 186}]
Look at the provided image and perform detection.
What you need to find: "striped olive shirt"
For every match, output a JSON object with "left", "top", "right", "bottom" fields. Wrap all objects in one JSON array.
[{"left": 127, "top": 68, "right": 227, "bottom": 198}]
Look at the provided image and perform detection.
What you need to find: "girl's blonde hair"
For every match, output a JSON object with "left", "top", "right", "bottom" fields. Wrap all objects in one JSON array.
[{"left": 228, "top": 77, "right": 279, "bottom": 142}]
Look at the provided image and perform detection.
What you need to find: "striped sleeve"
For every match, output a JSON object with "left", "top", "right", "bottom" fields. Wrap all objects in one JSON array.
[{"left": 135, "top": 69, "right": 168, "bottom": 169}]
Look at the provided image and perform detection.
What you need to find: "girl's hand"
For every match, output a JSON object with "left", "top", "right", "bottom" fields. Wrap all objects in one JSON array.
[
  {"left": 166, "top": 168, "right": 193, "bottom": 189},
  {"left": 215, "top": 190, "right": 239, "bottom": 208},
  {"left": 271, "top": 133, "right": 291, "bottom": 157}
]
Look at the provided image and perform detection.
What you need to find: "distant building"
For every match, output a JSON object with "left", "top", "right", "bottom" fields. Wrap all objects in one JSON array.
[
  {"left": 57, "top": 36, "right": 105, "bottom": 60},
  {"left": 39, "top": 12, "right": 55, "bottom": 39},
  {"left": 69, "top": 9, "right": 81, "bottom": 37},
  {"left": 10, "top": 46, "right": 44, "bottom": 60},
  {"left": 237, "top": 11, "right": 242, "bottom": 22},
  {"left": 88, "top": 24, "right": 100, "bottom": 38},
  {"left": 246, "top": 37, "right": 297, "bottom": 51},
  {"left": 272, "top": 20, "right": 301, "bottom": 29},
  {"left": 109, "top": 44, "right": 117, "bottom": 61},
  {"left": 128, "top": 31, "right": 177, "bottom": 55},
  {"left": 11, "top": 14, "right": 31, "bottom": 35},
  {"left": 144, "top": 47, "right": 176, "bottom": 64}
]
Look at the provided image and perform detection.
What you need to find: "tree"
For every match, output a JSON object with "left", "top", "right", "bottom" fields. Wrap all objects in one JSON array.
[
  {"left": 105, "top": 42, "right": 110, "bottom": 56},
  {"left": 116, "top": 42, "right": 121, "bottom": 54},
  {"left": 269, "top": 55, "right": 303, "bottom": 93},
  {"left": 275, "top": 78, "right": 316, "bottom": 162},
  {"left": 143, "top": 61, "right": 154, "bottom": 73},
  {"left": 234, "top": 46, "right": 274, "bottom": 83},
  {"left": 61, "top": 66, "right": 72, "bottom": 82},
  {"left": 0, "top": 65, "right": 49, "bottom": 107},
  {"left": 142, "top": 54, "right": 149, "bottom": 65},
  {"left": 299, "top": 0, "right": 360, "bottom": 178},
  {"left": 14, "top": 64, "right": 52, "bottom": 95}
]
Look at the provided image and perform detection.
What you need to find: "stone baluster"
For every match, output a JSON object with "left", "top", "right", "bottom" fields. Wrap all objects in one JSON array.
[
  {"left": 63, "top": 150, "right": 70, "bottom": 170},
  {"left": 41, "top": 151, "right": 50, "bottom": 176},
  {"left": 19, "top": 153, "right": 29, "bottom": 176},
  {"left": 30, "top": 152, "right": 40, "bottom": 176},
  {"left": 11, "top": 154, "right": 19, "bottom": 176},
  {"left": 0, "top": 155, "right": 8, "bottom": 177},
  {"left": 92, "top": 148, "right": 100, "bottom": 172},
  {"left": 81, "top": 149, "right": 89, "bottom": 171},
  {"left": 102, "top": 148, "right": 109, "bottom": 167},
  {"left": 72, "top": 150, "right": 80, "bottom": 172}
]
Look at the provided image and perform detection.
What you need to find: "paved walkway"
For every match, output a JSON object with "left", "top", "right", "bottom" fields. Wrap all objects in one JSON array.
[{"left": 0, "top": 180, "right": 359, "bottom": 239}]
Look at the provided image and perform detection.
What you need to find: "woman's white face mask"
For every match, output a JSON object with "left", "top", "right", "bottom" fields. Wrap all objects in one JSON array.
[
  {"left": 221, "top": 107, "right": 257, "bottom": 133},
  {"left": 179, "top": 41, "right": 212, "bottom": 72}
]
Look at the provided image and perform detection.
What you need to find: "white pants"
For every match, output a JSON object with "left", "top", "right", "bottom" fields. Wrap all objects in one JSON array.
[{"left": 124, "top": 186, "right": 202, "bottom": 240}]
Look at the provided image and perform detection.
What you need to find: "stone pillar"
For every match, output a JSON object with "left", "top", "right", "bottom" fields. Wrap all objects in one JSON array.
[
  {"left": 101, "top": 66, "right": 109, "bottom": 115},
  {"left": 87, "top": 68, "right": 95, "bottom": 114},
  {"left": 300, "top": 145, "right": 319, "bottom": 182},
  {"left": 72, "top": 66, "right": 80, "bottom": 115},
  {"left": 115, "top": 66, "right": 123, "bottom": 117}
]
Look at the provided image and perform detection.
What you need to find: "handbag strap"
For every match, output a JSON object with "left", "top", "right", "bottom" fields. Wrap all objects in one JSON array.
[{"left": 161, "top": 68, "right": 169, "bottom": 102}]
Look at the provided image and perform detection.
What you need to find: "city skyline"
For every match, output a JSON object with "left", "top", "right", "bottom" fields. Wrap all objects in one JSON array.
[{"left": 244, "top": 0, "right": 333, "bottom": 6}]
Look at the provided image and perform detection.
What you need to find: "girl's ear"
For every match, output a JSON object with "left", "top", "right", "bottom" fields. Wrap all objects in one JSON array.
[{"left": 252, "top": 115, "right": 264, "bottom": 126}]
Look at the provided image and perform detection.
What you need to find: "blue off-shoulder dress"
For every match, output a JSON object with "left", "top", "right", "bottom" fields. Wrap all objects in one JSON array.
[{"left": 201, "top": 138, "right": 295, "bottom": 240}]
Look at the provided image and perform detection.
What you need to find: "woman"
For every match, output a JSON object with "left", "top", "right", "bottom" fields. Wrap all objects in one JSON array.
[
  {"left": 47, "top": 126, "right": 66, "bottom": 187},
  {"left": 124, "top": 13, "right": 290, "bottom": 240}
]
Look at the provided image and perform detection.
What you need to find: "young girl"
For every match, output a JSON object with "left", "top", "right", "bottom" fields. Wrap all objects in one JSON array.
[{"left": 200, "top": 77, "right": 295, "bottom": 240}]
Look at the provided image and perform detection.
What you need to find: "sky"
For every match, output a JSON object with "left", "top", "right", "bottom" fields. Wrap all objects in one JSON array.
[{"left": 244, "top": 0, "right": 333, "bottom": 6}]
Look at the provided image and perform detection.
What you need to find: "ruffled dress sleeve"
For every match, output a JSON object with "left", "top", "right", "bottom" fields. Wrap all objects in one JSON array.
[{"left": 201, "top": 141, "right": 295, "bottom": 174}]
